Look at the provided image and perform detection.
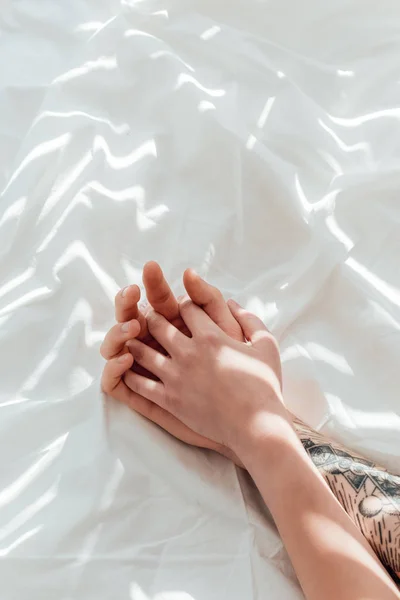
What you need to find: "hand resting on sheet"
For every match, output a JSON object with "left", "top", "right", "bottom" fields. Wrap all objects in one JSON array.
[{"left": 100, "top": 263, "right": 400, "bottom": 598}]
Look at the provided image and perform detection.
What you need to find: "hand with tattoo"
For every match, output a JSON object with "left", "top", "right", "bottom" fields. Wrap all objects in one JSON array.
[{"left": 101, "top": 262, "right": 400, "bottom": 599}]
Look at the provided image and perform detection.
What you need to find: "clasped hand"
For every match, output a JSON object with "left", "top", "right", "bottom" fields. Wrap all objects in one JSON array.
[
  {"left": 101, "top": 263, "right": 289, "bottom": 465},
  {"left": 124, "top": 297, "right": 285, "bottom": 458}
]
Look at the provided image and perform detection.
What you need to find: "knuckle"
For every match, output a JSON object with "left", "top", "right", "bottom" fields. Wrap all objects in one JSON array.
[
  {"left": 154, "top": 288, "right": 171, "bottom": 305},
  {"left": 147, "top": 310, "right": 161, "bottom": 329},
  {"left": 179, "top": 298, "right": 192, "bottom": 314},
  {"left": 198, "top": 329, "right": 220, "bottom": 346},
  {"left": 179, "top": 347, "right": 196, "bottom": 367}
]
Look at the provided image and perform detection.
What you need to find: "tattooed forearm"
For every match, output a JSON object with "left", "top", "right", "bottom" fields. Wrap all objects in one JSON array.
[{"left": 292, "top": 417, "right": 400, "bottom": 586}]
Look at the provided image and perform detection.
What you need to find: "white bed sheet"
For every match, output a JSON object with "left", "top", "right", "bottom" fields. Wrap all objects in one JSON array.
[{"left": 1, "top": 1, "right": 400, "bottom": 598}]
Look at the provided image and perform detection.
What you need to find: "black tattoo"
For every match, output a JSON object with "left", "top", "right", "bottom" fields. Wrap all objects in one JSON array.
[{"left": 293, "top": 418, "right": 400, "bottom": 586}]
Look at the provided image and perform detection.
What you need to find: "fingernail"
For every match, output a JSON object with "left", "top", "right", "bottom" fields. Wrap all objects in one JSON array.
[
  {"left": 118, "top": 354, "right": 128, "bottom": 363},
  {"left": 121, "top": 286, "right": 130, "bottom": 297},
  {"left": 121, "top": 322, "right": 129, "bottom": 333},
  {"left": 177, "top": 295, "right": 184, "bottom": 302}
]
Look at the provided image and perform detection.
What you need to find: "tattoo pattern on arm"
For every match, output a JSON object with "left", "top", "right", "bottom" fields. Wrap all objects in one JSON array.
[{"left": 292, "top": 417, "right": 400, "bottom": 585}]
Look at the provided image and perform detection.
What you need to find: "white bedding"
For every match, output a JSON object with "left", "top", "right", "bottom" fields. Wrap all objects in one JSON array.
[{"left": 1, "top": 1, "right": 400, "bottom": 598}]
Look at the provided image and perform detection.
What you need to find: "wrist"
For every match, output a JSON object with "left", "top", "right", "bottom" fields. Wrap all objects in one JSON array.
[
  {"left": 246, "top": 430, "right": 318, "bottom": 511},
  {"left": 235, "top": 413, "right": 313, "bottom": 502},
  {"left": 233, "top": 410, "right": 302, "bottom": 472}
]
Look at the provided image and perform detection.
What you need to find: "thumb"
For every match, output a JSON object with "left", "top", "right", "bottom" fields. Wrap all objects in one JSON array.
[{"left": 227, "top": 299, "right": 271, "bottom": 347}]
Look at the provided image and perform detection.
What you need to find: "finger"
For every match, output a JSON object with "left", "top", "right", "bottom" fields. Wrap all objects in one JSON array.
[
  {"left": 100, "top": 319, "right": 141, "bottom": 360},
  {"left": 127, "top": 338, "right": 170, "bottom": 379},
  {"left": 101, "top": 353, "right": 134, "bottom": 395},
  {"left": 124, "top": 370, "right": 166, "bottom": 406},
  {"left": 114, "top": 284, "right": 148, "bottom": 336},
  {"left": 120, "top": 394, "right": 215, "bottom": 450},
  {"left": 143, "top": 261, "right": 180, "bottom": 321},
  {"left": 141, "top": 296, "right": 191, "bottom": 339},
  {"left": 183, "top": 269, "right": 244, "bottom": 341},
  {"left": 146, "top": 309, "right": 189, "bottom": 356},
  {"left": 115, "top": 284, "right": 141, "bottom": 322},
  {"left": 227, "top": 299, "right": 272, "bottom": 347},
  {"left": 178, "top": 298, "right": 220, "bottom": 338},
  {"left": 143, "top": 262, "right": 188, "bottom": 334},
  {"left": 102, "top": 354, "right": 160, "bottom": 412}
]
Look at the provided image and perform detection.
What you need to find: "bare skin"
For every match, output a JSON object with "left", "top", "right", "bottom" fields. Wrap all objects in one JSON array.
[
  {"left": 102, "top": 295, "right": 400, "bottom": 599},
  {"left": 101, "top": 262, "right": 400, "bottom": 587},
  {"left": 101, "top": 261, "right": 244, "bottom": 463},
  {"left": 293, "top": 417, "right": 400, "bottom": 585}
]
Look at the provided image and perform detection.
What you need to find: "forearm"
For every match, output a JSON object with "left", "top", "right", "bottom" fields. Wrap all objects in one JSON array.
[
  {"left": 292, "top": 416, "right": 400, "bottom": 585},
  {"left": 240, "top": 422, "right": 400, "bottom": 600}
]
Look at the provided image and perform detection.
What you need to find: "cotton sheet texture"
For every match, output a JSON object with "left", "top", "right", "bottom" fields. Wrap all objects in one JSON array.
[{"left": 1, "top": 1, "right": 400, "bottom": 599}]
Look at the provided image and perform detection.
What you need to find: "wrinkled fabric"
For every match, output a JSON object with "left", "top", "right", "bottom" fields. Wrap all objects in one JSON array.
[{"left": 1, "top": 1, "right": 400, "bottom": 598}]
